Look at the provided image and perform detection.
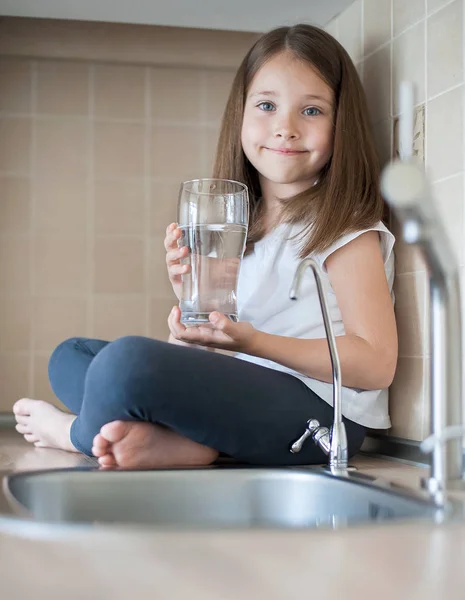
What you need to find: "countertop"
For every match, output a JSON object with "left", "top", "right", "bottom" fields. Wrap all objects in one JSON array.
[{"left": 1, "top": 428, "right": 465, "bottom": 600}]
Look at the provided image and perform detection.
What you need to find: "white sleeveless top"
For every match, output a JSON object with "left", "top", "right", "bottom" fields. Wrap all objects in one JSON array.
[{"left": 234, "top": 221, "right": 395, "bottom": 429}]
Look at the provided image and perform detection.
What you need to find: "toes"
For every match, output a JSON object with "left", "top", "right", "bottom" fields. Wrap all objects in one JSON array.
[
  {"left": 15, "top": 423, "right": 31, "bottom": 434},
  {"left": 98, "top": 454, "right": 117, "bottom": 468},
  {"left": 24, "top": 433, "right": 40, "bottom": 443},
  {"left": 92, "top": 433, "right": 111, "bottom": 457},
  {"left": 13, "top": 398, "right": 32, "bottom": 416},
  {"left": 100, "top": 420, "right": 131, "bottom": 444},
  {"left": 13, "top": 398, "right": 44, "bottom": 416}
]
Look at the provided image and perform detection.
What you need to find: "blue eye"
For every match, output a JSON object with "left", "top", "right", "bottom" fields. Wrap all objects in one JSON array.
[
  {"left": 257, "top": 102, "right": 275, "bottom": 112},
  {"left": 303, "top": 107, "right": 321, "bottom": 116}
]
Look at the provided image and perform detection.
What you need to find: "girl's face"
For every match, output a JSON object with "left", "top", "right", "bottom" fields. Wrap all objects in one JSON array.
[{"left": 241, "top": 52, "right": 335, "bottom": 197}]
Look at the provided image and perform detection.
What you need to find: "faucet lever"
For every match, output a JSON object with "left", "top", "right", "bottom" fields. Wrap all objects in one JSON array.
[
  {"left": 420, "top": 426, "right": 465, "bottom": 454},
  {"left": 290, "top": 419, "right": 330, "bottom": 454}
]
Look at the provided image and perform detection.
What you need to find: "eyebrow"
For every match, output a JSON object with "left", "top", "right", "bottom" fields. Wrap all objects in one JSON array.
[{"left": 249, "top": 91, "right": 332, "bottom": 105}]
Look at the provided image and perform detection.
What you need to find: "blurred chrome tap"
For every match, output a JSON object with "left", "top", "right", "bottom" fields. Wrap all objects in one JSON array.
[
  {"left": 381, "top": 81, "right": 464, "bottom": 497},
  {"left": 381, "top": 159, "right": 464, "bottom": 496}
]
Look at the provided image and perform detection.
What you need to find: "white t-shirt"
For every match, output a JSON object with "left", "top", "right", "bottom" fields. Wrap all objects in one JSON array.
[{"left": 234, "top": 221, "right": 395, "bottom": 429}]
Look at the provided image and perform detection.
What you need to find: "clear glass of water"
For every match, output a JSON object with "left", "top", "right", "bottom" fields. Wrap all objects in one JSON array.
[{"left": 177, "top": 178, "right": 249, "bottom": 326}]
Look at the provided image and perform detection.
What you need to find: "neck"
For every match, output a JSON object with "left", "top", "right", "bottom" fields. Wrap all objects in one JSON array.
[{"left": 258, "top": 176, "right": 318, "bottom": 226}]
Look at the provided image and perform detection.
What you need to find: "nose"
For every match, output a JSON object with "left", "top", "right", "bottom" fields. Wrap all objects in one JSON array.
[{"left": 273, "top": 113, "right": 300, "bottom": 141}]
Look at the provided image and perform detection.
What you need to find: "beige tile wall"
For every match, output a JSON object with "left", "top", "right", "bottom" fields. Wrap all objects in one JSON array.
[
  {"left": 0, "top": 19, "right": 257, "bottom": 410},
  {"left": 326, "top": 0, "right": 465, "bottom": 440}
]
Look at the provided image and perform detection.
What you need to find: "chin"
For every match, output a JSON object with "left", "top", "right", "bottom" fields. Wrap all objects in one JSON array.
[{"left": 262, "top": 172, "right": 309, "bottom": 186}]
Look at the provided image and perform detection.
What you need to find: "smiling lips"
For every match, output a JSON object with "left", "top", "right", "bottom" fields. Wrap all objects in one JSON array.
[{"left": 265, "top": 147, "right": 308, "bottom": 156}]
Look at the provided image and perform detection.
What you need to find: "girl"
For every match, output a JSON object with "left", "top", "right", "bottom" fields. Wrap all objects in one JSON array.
[{"left": 13, "top": 24, "right": 397, "bottom": 469}]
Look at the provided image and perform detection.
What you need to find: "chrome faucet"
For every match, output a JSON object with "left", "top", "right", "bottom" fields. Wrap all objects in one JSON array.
[
  {"left": 288, "top": 258, "right": 349, "bottom": 472},
  {"left": 381, "top": 159, "right": 465, "bottom": 496}
]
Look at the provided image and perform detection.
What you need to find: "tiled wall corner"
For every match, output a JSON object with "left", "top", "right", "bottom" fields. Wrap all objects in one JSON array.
[{"left": 326, "top": 0, "right": 465, "bottom": 441}]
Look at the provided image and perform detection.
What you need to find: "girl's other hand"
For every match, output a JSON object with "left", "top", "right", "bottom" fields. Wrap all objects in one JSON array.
[
  {"left": 168, "top": 306, "right": 259, "bottom": 354},
  {"left": 164, "top": 222, "right": 190, "bottom": 301}
]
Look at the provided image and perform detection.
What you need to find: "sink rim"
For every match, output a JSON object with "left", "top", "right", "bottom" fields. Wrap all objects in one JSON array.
[{"left": 2, "top": 464, "right": 462, "bottom": 537}]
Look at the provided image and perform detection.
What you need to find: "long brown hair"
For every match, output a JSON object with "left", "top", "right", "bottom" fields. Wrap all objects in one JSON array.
[{"left": 212, "top": 24, "right": 387, "bottom": 258}]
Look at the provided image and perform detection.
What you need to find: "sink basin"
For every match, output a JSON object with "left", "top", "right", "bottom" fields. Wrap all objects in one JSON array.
[{"left": 2, "top": 465, "right": 452, "bottom": 532}]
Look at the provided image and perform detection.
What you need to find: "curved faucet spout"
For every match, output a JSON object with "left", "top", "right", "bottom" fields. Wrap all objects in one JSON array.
[{"left": 289, "top": 258, "right": 348, "bottom": 470}]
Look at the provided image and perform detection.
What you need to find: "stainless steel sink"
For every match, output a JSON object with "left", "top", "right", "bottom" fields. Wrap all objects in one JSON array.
[{"left": 2, "top": 465, "right": 456, "bottom": 532}]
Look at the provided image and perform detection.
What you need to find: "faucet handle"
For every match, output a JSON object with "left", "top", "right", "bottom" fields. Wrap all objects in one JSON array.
[
  {"left": 290, "top": 419, "right": 330, "bottom": 454},
  {"left": 420, "top": 426, "right": 465, "bottom": 454}
]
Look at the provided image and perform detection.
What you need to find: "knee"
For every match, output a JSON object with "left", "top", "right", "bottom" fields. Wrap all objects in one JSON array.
[
  {"left": 48, "top": 337, "right": 83, "bottom": 380},
  {"left": 83, "top": 336, "right": 168, "bottom": 415},
  {"left": 86, "top": 335, "right": 166, "bottom": 387},
  {"left": 101, "top": 335, "right": 164, "bottom": 365}
]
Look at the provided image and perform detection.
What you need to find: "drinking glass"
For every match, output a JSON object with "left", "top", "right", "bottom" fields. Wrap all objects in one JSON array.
[{"left": 177, "top": 178, "right": 249, "bottom": 325}]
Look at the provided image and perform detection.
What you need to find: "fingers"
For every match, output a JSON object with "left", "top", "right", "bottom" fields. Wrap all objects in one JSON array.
[
  {"left": 168, "top": 263, "right": 190, "bottom": 278},
  {"left": 164, "top": 223, "right": 182, "bottom": 252},
  {"left": 168, "top": 306, "right": 186, "bottom": 339},
  {"left": 165, "top": 223, "right": 191, "bottom": 284},
  {"left": 166, "top": 245, "right": 189, "bottom": 266},
  {"left": 168, "top": 307, "right": 206, "bottom": 343}
]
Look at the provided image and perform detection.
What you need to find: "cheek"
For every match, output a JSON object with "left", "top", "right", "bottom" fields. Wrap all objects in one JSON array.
[
  {"left": 242, "top": 113, "right": 266, "bottom": 141},
  {"left": 241, "top": 119, "right": 262, "bottom": 158},
  {"left": 312, "top": 122, "right": 334, "bottom": 156}
]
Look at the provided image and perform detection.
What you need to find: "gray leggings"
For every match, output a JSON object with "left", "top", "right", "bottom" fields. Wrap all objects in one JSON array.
[{"left": 48, "top": 336, "right": 366, "bottom": 465}]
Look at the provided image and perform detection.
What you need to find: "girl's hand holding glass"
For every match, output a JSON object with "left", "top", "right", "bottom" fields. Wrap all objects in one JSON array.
[
  {"left": 164, "top": 222, "right": 189, "bottom": 301},
  {"left": 164, "top": 222, "right": 241, "bottom": 303},
  {"left": 168, "top": 305, "right": 258, "bottom": 353}
]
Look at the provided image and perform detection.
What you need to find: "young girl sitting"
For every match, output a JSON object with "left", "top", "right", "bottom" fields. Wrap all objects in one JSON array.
[{"left": 13, "top": 24, "right": 398, "bottom": 469}]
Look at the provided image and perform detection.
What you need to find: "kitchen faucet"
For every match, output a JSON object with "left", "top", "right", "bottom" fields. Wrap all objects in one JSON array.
[
  {"left": 380, "top": 81, "right": 464, "bottom": 498},
  {"left": 288, "top": 258, "right": 349, "bottom": 473},
  {"left": 381, "top": 158, "right": 465, "bottom": 497}
]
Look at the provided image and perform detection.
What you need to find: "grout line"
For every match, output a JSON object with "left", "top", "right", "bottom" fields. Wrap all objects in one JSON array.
[
  {"left": 0, "top": 232, "right": 148, "bottom": 240},
  {"left": 391, "top": 0, "right": 394, "bottom": 38},
  {"left": 200, "top": 69, "right": 209, "bottom": 176},
  {"left": 389, "top": 82, "right": 465, "bottom": 120},
  {"left": 363, "top": 38, "right": 391, "bottom": 62},
  {"left": 461, "top": 0, "right": 465, "bottom": 423},
  {"left": 364, "top": 0, "right": 457, "bottom": 64},
  {"left": 426, "top": 81, "right": 465, "bottom": 103},
  {"left": 0, "top": 292, "right": 144, "bottom": 298},
  {"left": 363, "top": 18, "right": 426, "bottom": 62},
  {"left": 333, "top": 13, "right": 339, "bottom": 40},
  {"left": 87, "top": 65, "right": 95, "bottom": 337},
  {"left": 0, "top": 112, "right": 219, "bottom": 128},
  {"left": 424, "top": 0, "right": 428, "bottom": 171},
  {"left": 28, "top": 60, "right": 37, "bottom": 398},
  {"left": 0, "top": 171, "right": 191, "bottom": 183},
  {"left": 430, "top": 171, "right": 464, "bottom": 185},
  {"left": 144, "top": 66, "right": 151, "bottom": 337},
  {"left": 426, "top": 0, "right": 458, "bottom": 18},
  {"left": 462, "top": 0, "right": 465, "bottom": 279},
  {"left": 0, "top": 171, "right": 30, "bottom": 178}
]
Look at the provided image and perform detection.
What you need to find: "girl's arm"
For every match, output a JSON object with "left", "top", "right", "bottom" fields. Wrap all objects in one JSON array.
[{"left": 246, "top": 231, "right": 398, "bottom": 390}]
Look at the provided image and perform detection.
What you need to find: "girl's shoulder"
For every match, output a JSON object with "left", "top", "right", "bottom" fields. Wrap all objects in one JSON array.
[
  {"left": 286, "top": 220, "right": 395, "bottom": 273},
  {"left": 315, "top": 221, "right": 395, "bottom": 270}
]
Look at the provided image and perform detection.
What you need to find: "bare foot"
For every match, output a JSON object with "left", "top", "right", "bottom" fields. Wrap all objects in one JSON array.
[
  {"left": 13, "top": 398, "right": 78, "bottom": 452},
  {"left": 92, "top": 421, "right": 219, "bottom": 469}
]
